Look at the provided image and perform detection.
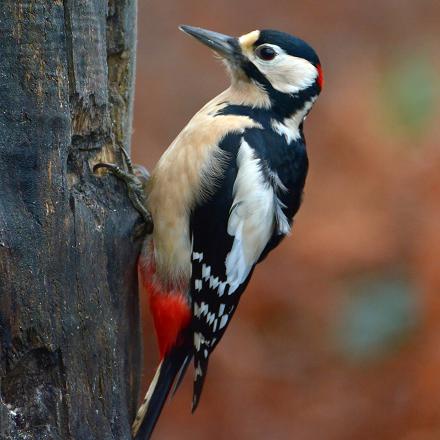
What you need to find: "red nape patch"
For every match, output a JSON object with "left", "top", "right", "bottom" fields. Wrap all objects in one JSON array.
[
  {"left": 317, "top": 63, "right": 324, "bottom": 90},
  {"left": 139, "top": 261, "right": 191, "bottom": 359}
]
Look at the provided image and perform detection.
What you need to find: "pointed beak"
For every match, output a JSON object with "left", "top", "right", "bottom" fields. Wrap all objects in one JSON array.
[{"left": 179, "top": 25, "right": 238, "bottom": 60}]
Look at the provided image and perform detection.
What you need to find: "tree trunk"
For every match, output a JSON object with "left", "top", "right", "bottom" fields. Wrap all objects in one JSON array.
[{"left": 0, "top": 1, "right": 142, "bottom": 439}]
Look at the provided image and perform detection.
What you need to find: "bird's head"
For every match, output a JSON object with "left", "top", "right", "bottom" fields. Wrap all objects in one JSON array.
[{"left": 180, "top": 25, "right": 323, "bottom": 116}]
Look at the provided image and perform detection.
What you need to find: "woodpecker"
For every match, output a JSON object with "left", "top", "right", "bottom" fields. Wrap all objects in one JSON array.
[{"left": 97, "top": 25, "right": 323, "bottom": 440}]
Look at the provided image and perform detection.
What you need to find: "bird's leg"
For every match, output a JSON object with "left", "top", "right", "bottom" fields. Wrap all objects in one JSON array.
[{"left": 94, "top": 144, "right": 153, "bottom": 234}]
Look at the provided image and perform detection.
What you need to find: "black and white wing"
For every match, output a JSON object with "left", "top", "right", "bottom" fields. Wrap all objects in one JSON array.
[{"left": 189, "top": 133, "right": 292, "bottom": 410}]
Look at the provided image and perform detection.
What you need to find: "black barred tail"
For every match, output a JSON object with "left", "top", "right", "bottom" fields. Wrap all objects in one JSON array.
[{"left": 132, "top": 345, "right": 192, "bottom": 440}]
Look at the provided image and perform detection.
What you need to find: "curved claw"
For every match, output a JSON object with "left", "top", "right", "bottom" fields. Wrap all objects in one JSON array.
[
  {"left": 93, "top": 160, "right": 153, "bottom": 233},
  {"left": 118, "top": 144, "right": 135, "bottom": 174},
  {"left": 93, "top": 162, "right": 121, "bottom": 174}
]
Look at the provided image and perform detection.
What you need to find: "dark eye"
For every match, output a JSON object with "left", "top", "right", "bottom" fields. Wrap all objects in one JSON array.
[{"left": 255, "top": 45, "right": 276, "bottom": 61}]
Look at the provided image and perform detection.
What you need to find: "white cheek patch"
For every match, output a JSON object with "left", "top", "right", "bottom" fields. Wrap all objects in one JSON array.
[{"left": 252, "top": 53, "right": 318, "bottom": 94}]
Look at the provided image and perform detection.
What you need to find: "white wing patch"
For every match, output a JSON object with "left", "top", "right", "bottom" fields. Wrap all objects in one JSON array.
[
  {"left": 190, "top": 139, "right": 290, "bottom": 369},
  {"left": 225, "top": 139, "right": 289, "bottom": 294},
  {"left": 271, "top": 118, "right": 301, "bottom": 144}
]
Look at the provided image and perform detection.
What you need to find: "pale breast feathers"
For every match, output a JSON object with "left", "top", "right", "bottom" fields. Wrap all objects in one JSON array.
[{"left": 146, "top": 98, "right": 262, "bottom": 286}]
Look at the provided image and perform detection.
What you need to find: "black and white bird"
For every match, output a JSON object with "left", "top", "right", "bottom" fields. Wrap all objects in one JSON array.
[{"left": 130, "top": 25, "right": 323, "bottom": 439}]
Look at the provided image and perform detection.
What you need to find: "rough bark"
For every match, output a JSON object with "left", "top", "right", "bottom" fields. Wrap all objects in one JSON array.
[{"left": 0, "top": 1, "right": 142, "bottom": 439}]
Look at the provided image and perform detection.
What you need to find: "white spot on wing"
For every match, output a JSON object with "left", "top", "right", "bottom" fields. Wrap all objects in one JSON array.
[
  {"left": 219, "top": 314, "right": 228, "bottom": 330},
  {"left": 218, "top": 282, "right": 227, "bottom": 296},
  {"left": 192, "top": 251, "right": 203, "bottom": 262},
  {"left": 195, "top": 302, "right": 209, "bottom": 318},
  {"left": 202, "top": 264, "right": 211, "bottom": 280},
  {"left": 194, "top": 332, "right": 207, "bottom": 351},
  {"left": 209, "top": 276, "right": 220, "bottom": 289},
  {"left": 200, "top": 302, "right": 209, "bottom": 316},
  {"left": 206, "top": 312, "right": 215, "bottom": 325},
  {"left": 218, "top": 304, "right": 225, "bottom": 316},
  {"left": 195, "top": 279, "right": 202, "bottom": 291}
]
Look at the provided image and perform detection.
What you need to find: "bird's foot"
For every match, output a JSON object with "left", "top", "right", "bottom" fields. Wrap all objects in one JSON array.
[{"left": 94, "top": 144, "right": 153, "bottom": 234}]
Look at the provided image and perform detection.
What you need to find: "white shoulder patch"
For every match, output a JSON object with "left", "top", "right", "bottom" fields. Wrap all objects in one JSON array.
[
  {"left": 225, "top": 139, "right": 289, "bottom": 294},
  {"left": 270, "top": 97, "right": 317, "bottom": 145},
  {"left": 271, "top": 118, "right": 301, "bottom": 144}
]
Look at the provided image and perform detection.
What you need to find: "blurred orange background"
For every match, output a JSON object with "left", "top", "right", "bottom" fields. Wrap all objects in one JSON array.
[{"left": 131, "top": 1, "right": 440, "bottom": 439}]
